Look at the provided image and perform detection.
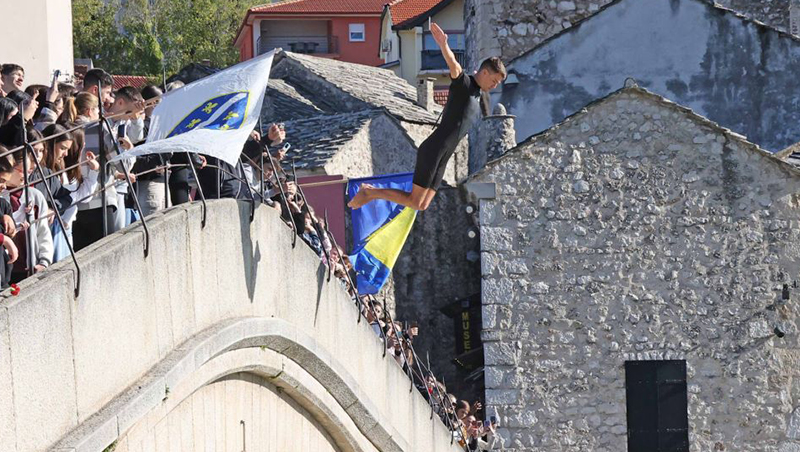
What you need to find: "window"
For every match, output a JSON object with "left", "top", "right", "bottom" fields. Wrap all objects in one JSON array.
[
  {"left": 625, "top": 360, "right": 689, "bottom": 452},
  {"left": 422, "top": 31, "right": 465, "bottom": 50},
  {"left": 349, "top": 23, "right": 365, "bottom": 42}
]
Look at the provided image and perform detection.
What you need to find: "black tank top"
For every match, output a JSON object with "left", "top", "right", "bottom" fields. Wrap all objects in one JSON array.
[{"left": 430, "top": 73, "right": 481, "bottom": 146}]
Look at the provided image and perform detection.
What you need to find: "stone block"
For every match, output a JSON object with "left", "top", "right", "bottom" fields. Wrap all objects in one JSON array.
[
  {"left": 5, "top": 274, "right": 78, "bottom": 451},
  {"left": 70, "top": 232, "right": 162, "bottom": 422},
  {"left": 486, "top": 389, "right": 521, "bottom": 406},
  {"left": 481, "top": 226, "right": 514, "bottom": 251},
  {"left": 0, "top": 308, "right": 17, "bottom": 452},
  {"left": 483, "top": 277, "right": 513, "bottom": 305}
]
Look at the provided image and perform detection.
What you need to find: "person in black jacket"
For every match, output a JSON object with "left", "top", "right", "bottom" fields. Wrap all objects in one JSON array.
[
  {"left": 197, "top": 124, "right": 285, "bottom": 202},
  {"left": 0, "top": 147, "right": 19, "bottom": 288},
  {"left": 134, "top": 85, "right": 172, "bottom": 216}
]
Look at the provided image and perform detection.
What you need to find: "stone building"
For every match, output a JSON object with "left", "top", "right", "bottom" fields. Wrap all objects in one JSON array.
[
  {"left": 259, "top": 51, "right": 486, "bottom": 400},
  {"left": 496, "top": 0, "right": 800, "bottom": 153},
  {"left": 280, "top": 110, "right": 419, "bottom": 178},
  {"left": 468, "top": 85, "right": 800, "bottom": 451},
  {"left": 264, "top": 50, "right": 470, "bottom": 183},
  {"left": 465, "top": 0, "right": 798, "bottom": 67}
]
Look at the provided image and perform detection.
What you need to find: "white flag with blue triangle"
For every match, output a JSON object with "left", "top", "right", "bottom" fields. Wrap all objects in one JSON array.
[{"left": 111, "top": 50, "right": 275, "bottom": 166}]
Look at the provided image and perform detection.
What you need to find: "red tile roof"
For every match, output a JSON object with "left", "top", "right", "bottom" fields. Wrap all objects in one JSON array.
[
  {"left": 72, "top": 65, "right": 150, "bottom": 91},
  {"left": 112, "top": 75, "right": 150, "bottom": 90},
  {"left": 250, "top": 0, "right": 386, "bottom": 14},
  {"left": 434, "top": 88, "right": 448, "bottom": 106},
  {"left": 389, "top": 0, "right": 448, "bottom": 26}
]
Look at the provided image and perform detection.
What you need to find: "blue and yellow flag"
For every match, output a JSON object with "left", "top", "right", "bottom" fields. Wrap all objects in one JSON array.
[{"left": 348, "top": 173, "right": 417, "bottom": 295}]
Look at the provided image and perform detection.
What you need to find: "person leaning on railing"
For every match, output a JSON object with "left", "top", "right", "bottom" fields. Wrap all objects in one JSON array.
[
  {"left": 161, "top": 81, "right": 207, "bottom": 207},
  {"left": 106, "top": 86, "right": 145, "bottom": 230},
  {"left": 1, "top": 147, "right": 53, "bottom": 283},
  {"left": 73, "top": 69, "right": 119, "bottom": 248},
  {"left": 0, "top": 147, "right": 19, "bottom": 289},
  {"left": 132, "top": 84, "right": 171, "bottom": 217},
  {"left": 36, "top": 124, "right": 100, "bottom": 263}
]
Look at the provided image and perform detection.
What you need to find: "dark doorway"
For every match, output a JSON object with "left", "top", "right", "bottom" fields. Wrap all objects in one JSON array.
[{"left": 625, "top": 360, "right": 689, "bottom": 452}]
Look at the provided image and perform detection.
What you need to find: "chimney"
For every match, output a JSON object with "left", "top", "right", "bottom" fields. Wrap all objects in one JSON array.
[
  {"left": 792, "top": 0, "right": 800, "bottom": 37},
  {"left": 470, "top": 103, "right": 516, "bottom": 174},
  {"left": 417, "top": 78, "right": 436, "bottom": 111}
]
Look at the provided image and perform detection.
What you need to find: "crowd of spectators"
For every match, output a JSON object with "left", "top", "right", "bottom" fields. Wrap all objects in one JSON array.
[
  {"left": 362, "top": 294, "right": 500, "bottom": 449},
  {"left": 0, "top": 62, "right": 499, "bottom": 450}
]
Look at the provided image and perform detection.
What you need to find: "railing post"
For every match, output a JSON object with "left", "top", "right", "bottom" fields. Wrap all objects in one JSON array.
[
  {"left": 98, "top": 81, "right": 109, "bottom": 238},
  {"left": 187, "top": 155, "right": 207, "bottom": 228},
  {"left": 20, "top": 120, "right": 34, "bottom": 279},
  {"left": 101, "top": 117, "right": 150, "bottom": 257},
  {"left": 237, "top": 160, "right": 256, "bottom": 223},
  {"left": 262, "top": 144, "right": 296, "bottom": 247}
]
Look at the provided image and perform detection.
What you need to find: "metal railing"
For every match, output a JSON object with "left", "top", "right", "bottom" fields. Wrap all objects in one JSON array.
[
  {"left": 1, "top": 112, "right": 477, "bottom": 450},
  {"left": 257, "top": 35, "right": 339, "bottom": 56}
]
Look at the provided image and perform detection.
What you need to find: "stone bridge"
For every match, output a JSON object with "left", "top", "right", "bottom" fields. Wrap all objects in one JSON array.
[{"left": 0, "top": 200, "right": 461, "bottom": 452}]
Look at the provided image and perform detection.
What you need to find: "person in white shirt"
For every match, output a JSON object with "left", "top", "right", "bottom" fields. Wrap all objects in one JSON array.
[{"left": 39, "top": 124, "right": 99, "bottom": 262}]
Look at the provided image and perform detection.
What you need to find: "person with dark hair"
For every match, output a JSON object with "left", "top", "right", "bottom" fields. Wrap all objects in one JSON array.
[
  {"left": 0, "top": 64, "right": 24, "bottom": 96},
  {"left": 0, "top": 146, "right": 19, "bottom": 289},
  {"left": 348, "top": 23, "right": 506, "bottom": 212},
  {"left": 162, "top": 82, "right": 205, "bottom": 206},
  {"left": 24, "top": 84, "right": 47, "bottom": 99},
  {"left": 81, "top": 68, "right": 114, "bottom": 109},
  {"left": 0, "top": 90, "right": 39, "bottom": 147},
  {"left": 33, "top": 72, "right": 65, "bottom": 131},
  {"left": 38, "top": 124, "right": 99, "bottom": 262},
  {"left": 0, "top": 97, "right": 17, "bottom": 127},
  {"left": 2, "top": 149, "right": 53, "bottom": 282},
  {"left": 25, "top": 126, "right": 44, "bottom": 164},
  {"left": 133, "top": 84, "right": 171, "bottom": 217}
]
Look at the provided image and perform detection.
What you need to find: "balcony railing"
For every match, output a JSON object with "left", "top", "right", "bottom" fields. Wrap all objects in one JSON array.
[{"left": 257, "top": 35, "right": 339, "bottom": 56}]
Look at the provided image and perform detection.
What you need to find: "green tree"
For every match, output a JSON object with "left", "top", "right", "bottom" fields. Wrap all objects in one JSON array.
[{"left": 72, "top": 0, "right": 261, "bottom": 77}]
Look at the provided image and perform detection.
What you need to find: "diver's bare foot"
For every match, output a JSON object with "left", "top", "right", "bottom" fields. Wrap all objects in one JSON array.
[{"left": 348, "top": 184, "right": 374, "bottom": 209}]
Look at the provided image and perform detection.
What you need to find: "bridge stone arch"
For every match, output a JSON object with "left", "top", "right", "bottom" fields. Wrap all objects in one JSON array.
[{"left": 0, "top": 201, "right": 459, "bottom": 452}]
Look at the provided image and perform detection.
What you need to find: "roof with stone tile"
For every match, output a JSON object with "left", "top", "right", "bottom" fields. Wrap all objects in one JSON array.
[
  {"left": 265, "top": 78, "right": 328, "bottom": 123},
  {"left": 280, "top": 110, "right": 381, "bottom": 169},
  {"left": 471, "top": 84, "right": 800, "bottom": 180},
  {"left": 273, "top": 51, "right": 442, "bottom": 124},
  {"left": 507, "top": 0, "right": 800, "bottom": 65}
]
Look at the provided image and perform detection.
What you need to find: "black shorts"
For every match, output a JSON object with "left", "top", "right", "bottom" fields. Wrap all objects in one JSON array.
[{"left": 413, "top": 133, "right": 459, "bottom": 190}]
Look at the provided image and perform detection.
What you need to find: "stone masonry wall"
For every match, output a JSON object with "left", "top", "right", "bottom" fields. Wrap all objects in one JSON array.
[
  {"left": 388, "top": 187, "right": 483, "bottom": 401},
  {"left": 474, "top": 89, "right": 800, "bottom": 451},
  {"left": 465, "top": 0, "right": 793, "bottom": 66}
]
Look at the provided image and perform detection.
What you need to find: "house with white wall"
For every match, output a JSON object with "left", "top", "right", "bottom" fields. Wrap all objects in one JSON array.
[
  {"left": 379, "top": 0, "right": 464, "bottom": 103},
  {"left": 0, "top": 0, "right": 74, "bottom": 85}
]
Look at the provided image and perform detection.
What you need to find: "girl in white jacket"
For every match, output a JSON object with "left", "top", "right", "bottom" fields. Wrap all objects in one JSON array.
[{"left": 2, "top": 148, "right": 53, "bottom": 282}]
